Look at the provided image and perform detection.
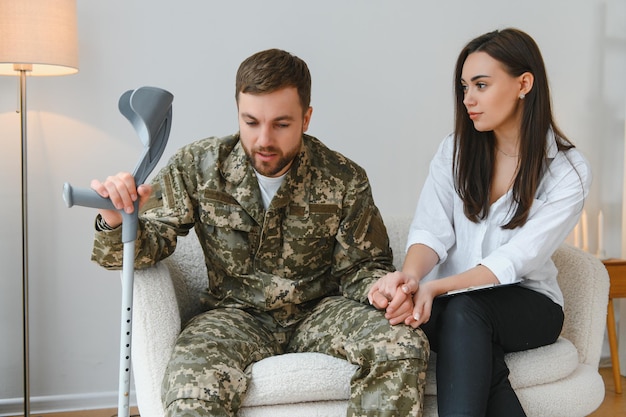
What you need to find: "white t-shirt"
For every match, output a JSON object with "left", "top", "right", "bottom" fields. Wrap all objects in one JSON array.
[
  {"left": 255, "top": 170, "right": 287, "bottom": 209},
  {"left": 406, "top": 131, "right": 591, "bottom": 306}
]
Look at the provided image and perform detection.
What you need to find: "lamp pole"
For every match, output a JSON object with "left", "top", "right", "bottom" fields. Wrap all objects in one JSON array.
[{"left": 18, "top": 65, "right": 31, "bottom": 417}]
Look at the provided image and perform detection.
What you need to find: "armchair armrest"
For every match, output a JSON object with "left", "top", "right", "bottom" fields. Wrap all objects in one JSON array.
[
  {"left": 131, "top": 232, "right": 209, "bottom": 417},
  {"left": 553, "top": 244, "right": 610, "bottom": 367},
  {"left": 131, "top": 263, "right": 181, "bottom": 417}
]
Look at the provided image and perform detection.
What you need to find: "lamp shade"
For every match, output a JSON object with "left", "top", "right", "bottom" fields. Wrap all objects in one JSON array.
[{"left": 0, "top": 0, "right": 79, "bottom": 76}]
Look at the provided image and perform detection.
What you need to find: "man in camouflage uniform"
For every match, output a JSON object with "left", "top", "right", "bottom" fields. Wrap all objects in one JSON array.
[{"left": 91, "top": 48, "right": 429, "bottom": 417}]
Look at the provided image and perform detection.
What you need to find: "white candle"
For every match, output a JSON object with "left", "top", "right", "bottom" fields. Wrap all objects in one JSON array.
[
  {"left": 597, "top": 210, "right": 604, "bottom": 258},
  {"left": 574, "top": 222, "right": 581, "bottom": 249},
  {"left": 581, "top": 209, "right": 589, "bottom": 252},
  {"left": 621, "top": 107, "right": 626, "bottom": 259}
]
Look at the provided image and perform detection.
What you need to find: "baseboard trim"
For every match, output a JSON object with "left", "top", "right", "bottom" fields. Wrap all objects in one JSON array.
[{"left": 0, "top": 392, "right": 137, "bottom": 416}]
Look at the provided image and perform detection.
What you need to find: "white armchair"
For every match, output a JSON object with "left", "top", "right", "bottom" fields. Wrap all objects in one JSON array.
[{"left": 130, "top": 216, "right": 608, "bottom": 417}]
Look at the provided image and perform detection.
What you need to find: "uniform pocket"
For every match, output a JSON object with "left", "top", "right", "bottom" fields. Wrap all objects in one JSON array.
[
  {"left": 197, "top": 193, "right": 256, "bottom": 276},
  {"left": 281, "top": 205, "right": 340, "bottom": 273}
]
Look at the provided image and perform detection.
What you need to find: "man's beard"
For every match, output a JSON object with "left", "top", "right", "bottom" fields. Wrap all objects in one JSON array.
[{"left": 248, "top": 146, "right": 298, "bottom": 177}]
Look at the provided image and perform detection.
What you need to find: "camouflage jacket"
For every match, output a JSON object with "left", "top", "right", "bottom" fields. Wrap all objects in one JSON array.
[{"left": 92, "top": 134, "right": 394, "bottom": 326}]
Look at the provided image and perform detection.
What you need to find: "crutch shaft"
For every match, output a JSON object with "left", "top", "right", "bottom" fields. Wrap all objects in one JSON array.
[{"left": 118, "top": 240, "right": 136, "bottom": 417}]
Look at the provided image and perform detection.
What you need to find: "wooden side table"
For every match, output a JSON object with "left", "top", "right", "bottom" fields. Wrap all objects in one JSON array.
[{"left": 602, "top": 258, "right": 626, "bottom": 394}]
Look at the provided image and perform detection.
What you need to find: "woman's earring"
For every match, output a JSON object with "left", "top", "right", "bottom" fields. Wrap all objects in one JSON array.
[{"left": 519, "top": 93, "right": 526, "bottom": 100}]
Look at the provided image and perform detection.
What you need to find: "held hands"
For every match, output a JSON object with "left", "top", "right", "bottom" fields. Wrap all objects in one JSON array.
[
  {"left": 91, "top": 172, "right": 153, "bottom": 228},
  {"left": 368, "top": 271, "right": 435, "bottom": 328}
]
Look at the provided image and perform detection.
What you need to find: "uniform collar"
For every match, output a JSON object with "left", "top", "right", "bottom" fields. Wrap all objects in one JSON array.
[
  {"left": 220, "top": 133, "right": 312, "bottom": 221},
  {"left": 221, "top": 133, "right": 250, "bottom": 185},
  {"left": 272, "top": 138, "right": 310, "bottom": 213}
]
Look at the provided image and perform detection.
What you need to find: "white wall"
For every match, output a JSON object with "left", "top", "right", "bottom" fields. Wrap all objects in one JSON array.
[{"left": 1, "top": 0, "right": 625, "bottom": 413}]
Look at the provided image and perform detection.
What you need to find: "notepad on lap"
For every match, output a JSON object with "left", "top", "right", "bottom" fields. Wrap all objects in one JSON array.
[{"left": 439, "top": 281, "right": 521, "bottom": 297}]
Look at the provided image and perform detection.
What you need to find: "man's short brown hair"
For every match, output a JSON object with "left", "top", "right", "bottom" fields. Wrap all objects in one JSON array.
[{"left": 235, "top": 49, "right": 311, "bottom": 113}]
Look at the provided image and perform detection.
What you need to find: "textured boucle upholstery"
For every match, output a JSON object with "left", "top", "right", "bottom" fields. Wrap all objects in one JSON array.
[{"left": 131, "top": 215, "right": 608, "bottom": 417}]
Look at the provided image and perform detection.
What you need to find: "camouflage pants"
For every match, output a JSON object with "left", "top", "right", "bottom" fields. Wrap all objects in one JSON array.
[{"left": 162, "top": 296, "right": 429, "bottom": 417}]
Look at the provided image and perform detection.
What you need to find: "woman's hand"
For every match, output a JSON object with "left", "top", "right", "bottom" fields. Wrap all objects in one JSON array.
[
  {"left": 405, "top": 281, "right": 437, "bottom": 328},
  {"left": 368, "top": 271, "right": 419, "bottom": 325}
]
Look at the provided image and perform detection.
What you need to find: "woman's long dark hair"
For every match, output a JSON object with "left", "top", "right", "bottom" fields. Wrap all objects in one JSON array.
[{"left": 453, "top": 28, "right": 574, "bottom": 229}]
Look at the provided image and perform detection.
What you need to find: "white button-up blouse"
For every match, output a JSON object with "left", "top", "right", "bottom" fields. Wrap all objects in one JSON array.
[{"left": 406, "top": 131, "right": 591, "bottom": 306}]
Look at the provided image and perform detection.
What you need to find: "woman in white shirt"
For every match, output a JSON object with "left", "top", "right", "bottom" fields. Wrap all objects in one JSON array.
[{"left": 368, "top": 28, "right": 591, "bottom": 417}]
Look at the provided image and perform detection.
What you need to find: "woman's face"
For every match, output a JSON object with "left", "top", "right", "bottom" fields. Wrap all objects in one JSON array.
[{"left": 461, "top": 51, "right": 525, "bottom": 139}]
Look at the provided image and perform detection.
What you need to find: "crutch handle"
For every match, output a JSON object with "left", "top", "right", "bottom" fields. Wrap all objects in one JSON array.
[
  {"left": 62, "top": 183, "right": 115, "bottom": 211},
  {"left": 62, "top": 183, "right": 138, "bottom": 243}
]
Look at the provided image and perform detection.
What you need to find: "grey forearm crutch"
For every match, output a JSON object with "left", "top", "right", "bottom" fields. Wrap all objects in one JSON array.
[{"left": 63, "top": 86, "right": 173, "bottom": 417}]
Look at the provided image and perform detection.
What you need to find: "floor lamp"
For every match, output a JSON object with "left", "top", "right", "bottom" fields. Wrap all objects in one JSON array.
[{"left": 0, "top": 1, "right": 79, "bottom": 416}]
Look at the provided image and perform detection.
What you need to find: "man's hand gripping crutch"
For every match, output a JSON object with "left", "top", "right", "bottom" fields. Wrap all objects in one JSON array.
[{"left": 63, "top": 86, "right": 173, "bottom": 417}]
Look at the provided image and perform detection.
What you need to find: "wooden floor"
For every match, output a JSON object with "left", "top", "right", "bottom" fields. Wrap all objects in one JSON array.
[
  {"left": 589, "top": 366, "right": 626, "bottom": 417},
  {"left": 9, "top": 367, "right": 626, "bottom": 417},
  {"left": 7, "top": 407, "right": 140, "bottom": 417}
]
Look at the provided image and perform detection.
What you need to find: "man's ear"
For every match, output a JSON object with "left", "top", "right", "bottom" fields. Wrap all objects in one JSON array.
[{"left": 303, "top": 106, "right": 313, "bottom": 132}]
